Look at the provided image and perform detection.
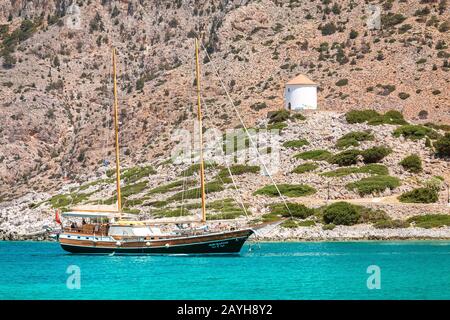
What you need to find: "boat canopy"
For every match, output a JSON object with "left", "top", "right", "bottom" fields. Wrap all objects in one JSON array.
[{"left": 62, "top": 211, "right": 119, "bottom": 219}]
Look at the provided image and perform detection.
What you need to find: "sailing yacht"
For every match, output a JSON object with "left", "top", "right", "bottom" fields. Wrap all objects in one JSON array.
[{"left": 57, "top": 40, "right": 254, "bottom": 254}]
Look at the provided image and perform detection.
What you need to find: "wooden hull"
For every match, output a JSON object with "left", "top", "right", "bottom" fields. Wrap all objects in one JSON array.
[{"left": 59, "top": 229, "right": 254, "bottom": 255}]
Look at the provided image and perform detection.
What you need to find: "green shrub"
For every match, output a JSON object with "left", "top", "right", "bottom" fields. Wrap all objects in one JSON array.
[
  {"left": 292, "top": 162, "right": 318, "bottom": 174},
  {"left": 374, "top": 219, "right": 410, "bottom": 229},
  {"left": 398, "top": 188, "right": 438, "bottom": 203},
  {"left": 375, "top": 110, "right": 408, "bottom": 125},
  {"left": 435, "top": 133, "right": 450, "bottom": 157},
  {"left": 399, "top": 154, "right": 422, "bottom": 173},
  {"left": 407, "top": 214, "right": 450, "bottom": 228},
  {"left": 336, "top": 131, "right": 374, "bottom": 149},
  {"left": 147, "top": 179, "right": 194, "bottom": 195},
  {"left": 292, "top": 113, "right": 306, "bottom": 121},
  {"left": 323, "top": 202, "right": 360, "bottom": 226},
  {"left": 381, "top": 13, "right": 406, "bottom": 28},
  {"left": 295, "top": 149, "right": 332, "bottom": 161},
  {"left": 280, "top": 219, "right": 299, "bottom": 228},
  {"left": 335, "top": 78, "right": 348, "bottom": 86},
  {"left": 169, "top": 181, "right": 225, "bottom": 200},
  {"left": 261, "top": 213, "right": 281, "bottom": 222},
  {"left": 329, "top": 149, "right": 360, "bottom": 166},
  {"left": 180, "top": 162, "right": 217, "bottom": 176},
  {"left": 152, "top": 208, "right": 191, "bottom": 218},
  {"left": 321, "top": 22, "right": 337, "bottom": 35},
  {"left": 297, "top": 220, "right": 316, "bottom": 227},
  {"left": 345, "top": 110, "right": 380, "bottom": 123},
  {"left": 254, "top": 184, "right": 317, "bottom": 197},
  {"left": 393, "top": 125, "right": 440, "bottom": 140},
  {"left": 217, "top": 165, "right": 259, "bottom": 178},
  {"left": 267, "top": 122, "right": 288, "bottom": 131},
  {"left": 425, "top": 177, "right": 444, "bottom": 192},
  {"left": 281, "top": 219, "right": 315, "bottom": 228},
  {"left": 425, "top": 123, "right": 450, "bottom": 132},
  {"left": 321, "top": 164, "right": 388, "bottom": 177},
  {"left": 398, "top": 92, "right": 410, "bottom": 100},
  {"left": 322, "top": 223, "right": 336, "bottom": 230},
  {"left": 361, "top": 146, "right": 392, "bottom": 163},
  {"left": 270, "top": 202, "right": 315, "bottom": 218},
  {"left": 357, "top": 206, "right": 389, "bottom": 224},
  {"left": 49, "top": 192, "right": 94, "bottom": 208},
  {"left": 267, "top": 109, "right": 290, "bottom": 124},
  {"left": 283, "top": 139, "right": 309, "bottom": 149},
  {"left": 121, "top": 181, "right": 148, "bottom": 197},
  {"left": 122, "top": 165, "right": 155, "bottom": 183},
  {"left": 345, "top": 109, "right": 407, "bottom": 125},
  {"left": 346, "top": 175, "right": 401, "bottom": 196}
]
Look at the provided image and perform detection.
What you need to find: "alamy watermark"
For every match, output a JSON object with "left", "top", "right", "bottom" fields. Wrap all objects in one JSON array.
[
  {"left": 366, "top": 265, "right": 381, "bottom": 290},
  {"left": 170, "top": 120, "right": 282, "bottom": 175},
  {"left": 66, "top": 265, "right": 81, "bottom": 290}
]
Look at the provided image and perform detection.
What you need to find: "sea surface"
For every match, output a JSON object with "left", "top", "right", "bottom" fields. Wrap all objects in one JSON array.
[{"left": 1, "top": 241, "right": 450, "bottom": 300}]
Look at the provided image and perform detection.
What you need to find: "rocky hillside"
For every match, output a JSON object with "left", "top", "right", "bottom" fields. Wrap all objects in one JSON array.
[
  {"left": 0, "top": 110, "right": 449, "bottom": 239},
  {"left": 0, "top": 0, "right": 449, "bottom": 201}
]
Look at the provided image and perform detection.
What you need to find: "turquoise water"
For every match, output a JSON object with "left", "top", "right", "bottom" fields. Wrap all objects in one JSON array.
[{"left": 1, "top": 241, "right": 450, "bottom": 299}]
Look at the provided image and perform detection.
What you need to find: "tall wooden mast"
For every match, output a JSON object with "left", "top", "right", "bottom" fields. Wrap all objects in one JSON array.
[
  {"left": 195, "top": 38, "right": 207, "bottom": 223},
  {"left": 112, "top": 47, "right": 122, "bottom": 215}
]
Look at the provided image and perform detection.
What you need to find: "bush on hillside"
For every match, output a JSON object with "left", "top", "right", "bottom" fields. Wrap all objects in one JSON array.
[
  {"left": 270, "top": 203, "right": 315, "bottom": 219},
  {"left": 345, "top": 109, "right": 407, "bottom": 125},
  {"left": 267, "top": 109, "right": 290, "bottom": 124},
  {"left": 346, "top": 175, "right": 401, "bottom": 196},
  {"left": 336, "top": 131, "right": 374, "bottom": 149},
  {"left": 398, "top": 188, "right": 438, "bottom": 203},
  {"left": 321, "top": 164, "right": 389, "bottom": 177},
  {"left": 323, "top": 202, "right": 360, "bottom": 226},
  {"left": 367, "top": 110, "right": 408, "bottom": 125},
  {"left": 399, "top": 154, "right": 422, "bottom": 173},
  {"left": 291, "top": 162, "right": 318, "bottom": 174},
  {"left": 329, "top": 149, "right": 361, "bottom": 167},
  {"left": 283, "top": 139, "right": 309, "bottom": 149},
  {"left": 393, "top": 125, "right": 440, "bottom": 140},
  {"left": 254, "top": 184, "right": 317, "bottom": 197},
  {"left": 407, "top": 214, "right": 450, "bottom": 229},
  {"left": 361, "top": 146, "right": 392, "bottom": 163},
  {"left": 217, "top": 165, "right": 260, "bottom": 178},
  {"left": 374, "top": 219, "right": 410, "bottom": 229},
  {"left": 435, "top": 133, "right": 450, "bottom": 157},
  {"left": 345, "top": 110, "right": 380, "bottom": 124}
]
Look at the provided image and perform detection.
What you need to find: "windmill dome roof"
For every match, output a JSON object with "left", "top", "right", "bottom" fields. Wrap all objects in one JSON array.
[{"left": 286, "top": 74, "right": 317, "bottom": 86}]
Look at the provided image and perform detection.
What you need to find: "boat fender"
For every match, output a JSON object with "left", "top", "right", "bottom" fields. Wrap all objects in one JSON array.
[
  {"left": 146, "top": 242, "right": 151, "bottom": 246},
  {"left": 116, "top": 241, "right": 121, "bottom": 246},
  {"left": 165, "top": 243, "right": 170, "bottom": 248}
]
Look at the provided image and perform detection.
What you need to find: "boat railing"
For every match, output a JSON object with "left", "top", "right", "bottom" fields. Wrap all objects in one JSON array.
[{"left": 63, "top": 224, "right": 109, "bottom": 235}]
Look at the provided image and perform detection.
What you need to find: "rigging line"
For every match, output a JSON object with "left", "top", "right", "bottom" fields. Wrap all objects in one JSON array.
[
  {"left": 198, "top": 41, "right": 293, "bottom": 218},
  {"left": 226, "top": 165, "right": 250, "bottom": 220},
  {"left": 199, "top": 94, "right": 249, "bottom": 220}
]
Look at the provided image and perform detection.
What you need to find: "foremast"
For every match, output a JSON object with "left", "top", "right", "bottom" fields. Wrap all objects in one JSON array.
[
  {"left": 112, "top": 47, "right": 122, "bottom": 217},
  {"left": 195, "top": 38, "right": 207, "bottom": 223}
]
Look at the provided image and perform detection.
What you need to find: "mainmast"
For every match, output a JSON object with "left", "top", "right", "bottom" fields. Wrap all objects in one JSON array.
[
  {"left": 195, "top": 38, "right": 207, "bottom": 223},
  {"left": 112, "top": 47, "right": 122, "bottom": 216}
]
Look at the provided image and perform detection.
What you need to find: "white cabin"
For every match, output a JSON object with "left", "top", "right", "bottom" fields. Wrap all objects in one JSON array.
[{"left": 284, "top": 74, "right": 318, "bottom": 111}]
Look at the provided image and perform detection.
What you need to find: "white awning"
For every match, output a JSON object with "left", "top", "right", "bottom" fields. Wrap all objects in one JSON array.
[{"left": 62, "top": 211, "right": 119, "bottom": 219}]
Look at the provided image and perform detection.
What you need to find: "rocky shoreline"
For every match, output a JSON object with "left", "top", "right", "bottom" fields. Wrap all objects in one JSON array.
[{"left": 255, "top": 224, "right": 450, "bottom": 241}]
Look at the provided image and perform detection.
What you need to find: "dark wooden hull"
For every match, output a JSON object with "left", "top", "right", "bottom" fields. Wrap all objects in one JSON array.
[{"left": 59, "top": 229, "right": 254, "bottom": 255}]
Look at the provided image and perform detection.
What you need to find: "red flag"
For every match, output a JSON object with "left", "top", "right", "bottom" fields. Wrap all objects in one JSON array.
[{"left": 55, "top": 209, "right": 62, "bottom": 225}]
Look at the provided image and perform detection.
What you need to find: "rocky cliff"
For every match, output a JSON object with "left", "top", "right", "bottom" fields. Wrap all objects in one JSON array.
[{"left": 0, "top": 0, "right": 449, "bottom": 201}]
